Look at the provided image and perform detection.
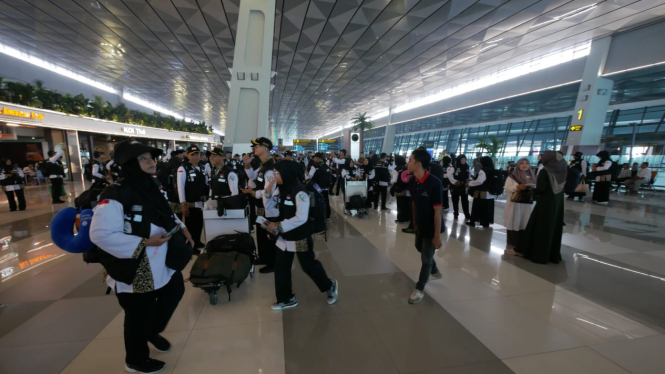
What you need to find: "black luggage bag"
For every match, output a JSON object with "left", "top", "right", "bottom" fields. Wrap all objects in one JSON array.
[{"left": 189, "top": 232, "right": 256, "bottom": 305}]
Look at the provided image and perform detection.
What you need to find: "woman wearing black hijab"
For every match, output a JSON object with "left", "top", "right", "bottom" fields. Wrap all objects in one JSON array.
[
  {"left": 447, "top": 155, "right": 470, "bottom": 220},
  {"left": 514, "top": 151, "right": 566, "bottom": 263},
  {"left": 392, "top": 155, "right": 411, "bottom": 223},
  {"left": 90, "top": 140, "right": 194, "bottom": 374},
  {"left": 467, "top": 156, "right": 496, "bottom": 228},
  {"left": 441, "top": 156, "right": 452, "bottom": 211},
  {"left": 265, "top": 160, "right": 338, "bottom": 310},
  {"left": 592, "top": 150, "right": 613, "bottom": 204}
]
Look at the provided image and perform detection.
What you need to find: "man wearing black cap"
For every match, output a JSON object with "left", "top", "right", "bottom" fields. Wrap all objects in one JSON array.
[
  {"left": 176, "top": 145, "right": 208, "bottom": 252},
  {"left": 106, "top": 156, "right": 121, "bottom": 183},
  {"left": 233, "top": 154, "right": 242, "bottom": 171},
  {"left": 158, "top": 149, "right": 185, "bottom": 213},
  {"left": 332, "top": 149, "right": 352, "bottom": 196},
  {"left": 308, "top": 152, "right": 332, "bottom": 220},
  {"left": 206, "top": 146, "right": 243, "bottom": 213},
  {"left": 46, "top": 148, "right": 66, "bottom": 204},
  {"left": 89, "top": 151, "right": 110, "bottom": 189},
  {"left": 241, "top": 137, "right": 278, "bottom": 273},
  {"left": 373, "top": 153, "right": 393, "bottom": 210},
  {"left": 223, "top": 151, "right": 233, "bottom": 168},
  {"left": 283, "top": 150, "right": 294, "bottom": 161}
]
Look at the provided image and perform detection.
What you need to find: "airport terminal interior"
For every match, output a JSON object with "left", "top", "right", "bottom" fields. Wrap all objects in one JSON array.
[{"left": 2, "top": 1, "right": 665, "bottom": 373}]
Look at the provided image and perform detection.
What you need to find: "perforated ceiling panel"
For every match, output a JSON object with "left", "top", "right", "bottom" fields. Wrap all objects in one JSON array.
[{"left": 0, "top": 0, "right": 662, "bottom": 139}]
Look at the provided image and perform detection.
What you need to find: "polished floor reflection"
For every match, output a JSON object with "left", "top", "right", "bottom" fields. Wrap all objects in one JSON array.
[{"left": 1, "top": 185, "right": 665, "bottom": 373}]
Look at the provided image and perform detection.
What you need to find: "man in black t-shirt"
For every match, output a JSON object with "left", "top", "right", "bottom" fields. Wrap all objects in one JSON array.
[{"left": 407, "top": 149, "right": 443, "bottom": 304}]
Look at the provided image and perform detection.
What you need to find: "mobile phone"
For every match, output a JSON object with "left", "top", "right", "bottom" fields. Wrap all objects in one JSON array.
[{"left": 161, "top": 225, "right": 180, "bottom": 238}]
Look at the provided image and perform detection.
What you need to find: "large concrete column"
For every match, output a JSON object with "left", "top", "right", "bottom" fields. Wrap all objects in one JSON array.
[
  {"left": 224, "top": 0, "right": 275, "bottom": 155},
  {"left": 565, "top": 37, "right": 613, "bottom": 152}
]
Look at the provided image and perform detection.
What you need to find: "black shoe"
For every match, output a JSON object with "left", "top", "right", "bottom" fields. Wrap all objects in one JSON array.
[
  {"left": 259, "top": 266, "right": 274, "bottom": 274},
  {"left": 19, "top": 208, "right": 26, "bottom": 211},
  {"left": 482, "top": 223, "right": 490, "bottom": 228},
  {"left": 52, "top": 200, "right": 65, "bottom": 204},
  {"left": 9, "top": 209, "right": 16, "bottom": 212},
  {"left": 125, "top": 358, "right": 166, "bottom": 373},
  {"left": 381, "top": 206, "right": 388, "bottom": 211},
  {"left": 465, "top": 221, "right": 475, "bottom": 227},
  {"left": 453, "top": 214, "right": 459, "bottom": 220},
  {"left": 149, "top": 335, "right": 171, "bottom": 353},
  {"left": 195, "top": 242, "right": 205, "bottom": 249},
  {"left": 402, "top": 228, "right": 415, "bottom": 234},
  {"left": 192, "top": 248, "right": 201, "bottom": 256}
]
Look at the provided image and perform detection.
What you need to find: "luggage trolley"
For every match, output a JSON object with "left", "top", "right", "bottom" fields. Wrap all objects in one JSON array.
[
  {"left": 344, "top": 179, "right": 369, "bottom": 217},
  {"left": 195, "top": 205, "right": 255, "bottom": 305}
]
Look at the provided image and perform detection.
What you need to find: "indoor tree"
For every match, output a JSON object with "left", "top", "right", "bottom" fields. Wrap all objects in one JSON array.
[
  {"left": 351, "top": 112, "right": 375, "bottom": 153},
  {"left": 475, "top": 135, "right": 506, "bottom": 166}
]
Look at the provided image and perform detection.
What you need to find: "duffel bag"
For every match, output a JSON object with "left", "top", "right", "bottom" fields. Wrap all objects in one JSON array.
[
  {"left": 346, "top": 194, "right": 366, "bottom": 210},
  {"left": 189, "top": 251, "right": 253, "bottom": 301},
  {"left": 206, "top": 233, "right": 256, "bottom": 258}
]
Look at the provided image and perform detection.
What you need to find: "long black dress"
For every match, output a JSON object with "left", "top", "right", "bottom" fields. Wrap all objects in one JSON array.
[{"left": 515, "top": 169, "right": 564, "bottom": 264}]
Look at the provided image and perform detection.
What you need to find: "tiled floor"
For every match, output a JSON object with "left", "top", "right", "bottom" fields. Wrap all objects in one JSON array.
[{"left": 2, "top": 186, "right": 665, "bottom": 373}]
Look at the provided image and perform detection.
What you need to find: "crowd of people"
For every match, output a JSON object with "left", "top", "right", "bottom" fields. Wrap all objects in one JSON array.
[{"left": 2, "top": 137, "right": 655, "bottom": 373}]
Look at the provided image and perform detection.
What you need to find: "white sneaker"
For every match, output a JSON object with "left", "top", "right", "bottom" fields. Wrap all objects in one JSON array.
[
  {"left": 408, "top": 289, "right": 425, "bottom": 304},
  {"left": 327, "top": 279, "right": 339, "bottom": 305},
  {"left": 429, "top": 272, "right": 443, "bottom": 280},
  {"left": 271, "top": 296, "right": 298, "bottom": 311}
]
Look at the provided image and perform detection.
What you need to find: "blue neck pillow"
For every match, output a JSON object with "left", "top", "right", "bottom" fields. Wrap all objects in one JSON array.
[{"left": 51, "top": 207, "right": 95, "bottom": 253}]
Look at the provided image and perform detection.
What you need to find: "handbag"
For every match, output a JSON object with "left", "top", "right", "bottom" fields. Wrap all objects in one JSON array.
[
  {"left": 575, "top": 177, "right": 590, "bottom": 193},
  {"left": 165, "top": 227, "right": 194, "bottom": 272},
  {"left": 510, "top": 189, "right": 534, "bottom": 204},
  {"left": 95, "top": 246, "right": 147, "bottom": 285}
]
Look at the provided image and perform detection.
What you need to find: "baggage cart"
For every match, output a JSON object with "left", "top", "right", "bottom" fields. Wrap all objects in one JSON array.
[
  {"left": 194, "top": 205, "right": 254, "bottom": 305},
  {"left": 344, "top": 179, "right": 369, "bottom": 217}
]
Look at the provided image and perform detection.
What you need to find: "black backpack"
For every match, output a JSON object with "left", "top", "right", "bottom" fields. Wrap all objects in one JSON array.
[
  {"left": 75, "top": 188, "right": 105, "bottom": 209},
  {"left": 37, "top": 160, "right": 51, "bottom": 175},
  {"left": 190, "top": 233, "right": 256, "bottom": 302},
  {"left": 610, "top": 160, "right": 621, "bottom": 181},
  {"left": 429, "top": 162, "right": 444, "bottom": 181},
  {"left": 486, "top": 169, "right": 505, "bottom": 196},
  {"left": 304, "top": 184, "right": 327, "bottom": 238}
]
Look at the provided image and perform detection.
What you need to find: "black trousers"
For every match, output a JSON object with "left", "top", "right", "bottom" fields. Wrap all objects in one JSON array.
[
  {"left": 4, "top": 189, "right": 26, "bottom": 211},
  {"left": 396, "top": 195, "right": 412, "bottom": 222},
  {"left": 115, "top": 271, "right": 185, "bottom": 365},
  {"left": 322, "top": 190, "right": 331, "bottom": 219},
  {"left": 335, "top": 176, "right": 345, "bottom": 196},
  {"left": 374, "top": 185, "right": 388, "bottom": 208},
  {"left": 450, "top": 185, "right": 470, "bottom": 218},
  {"left": 442, "top": 188, "right": 450, "bottom": 209},
  {"left": 274, "top": 236, "right": 333, "bottom": 303},
  {"left": 50, "top": 177, "right": 63, "bottom": 202},
  {"left": 256, "top": 220, "right": 277, "bottom": 267},
  {"left": 185, "top": 207, "right": 204, "bottom": 247}
]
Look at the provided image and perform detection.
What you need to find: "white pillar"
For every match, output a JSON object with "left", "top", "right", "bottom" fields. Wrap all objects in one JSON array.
[
  {"left": 224, "top": 0, "right": 275, "bottom": 155},
  {"left": 566, "top": 37, "right": 613, "bottom": 150}
]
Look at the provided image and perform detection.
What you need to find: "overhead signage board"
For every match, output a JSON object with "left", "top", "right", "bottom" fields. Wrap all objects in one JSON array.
[
  {"left": 122, "top": 126, "right": 146, "bottom": 135},
  {"left": 293, "top": 139, "right": 315, "bottom": 144},
  {"left": 318, "top": 139, "right": 337, "bottom": 143},
  {"left": 1, "top": 107, "right": 44, "bottom": 120}
]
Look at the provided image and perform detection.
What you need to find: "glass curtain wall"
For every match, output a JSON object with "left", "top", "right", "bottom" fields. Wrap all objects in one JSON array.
[{"left": 393, "top": 116, "right": 571, "bottom": 166}]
